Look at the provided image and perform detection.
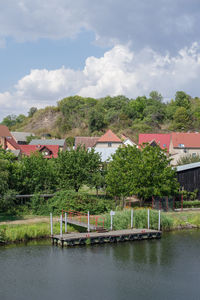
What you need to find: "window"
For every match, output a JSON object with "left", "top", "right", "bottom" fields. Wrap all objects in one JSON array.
[
  {"left": 163, "top": 144, "right": 166, "bottom": 148},
  {"left": 192, "top": 153, "right": 197, "bottom": 157},
  {"left": 178, "top": 144, "right": 185, "bottom": 148},
  {"left": 108, "top": 142, "right": 112, "bottom": 147}
]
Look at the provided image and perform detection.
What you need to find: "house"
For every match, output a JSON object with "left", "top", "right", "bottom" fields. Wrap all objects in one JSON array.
[
  {"left": 138, "top": 133, "right": 171, "bottom": 152},
  {"left": 0, "top": 125, "right": 21, "bottom": 153},
  {"left": 176, "top": 162, "right": 200, "bottom": 199},
  {"left": 74, "top": 137, "right": 99, "bottom": 149},
  {"left": 121, "top": 134, "right": 137, "bottom": 147},
  {"left": 11, "top": 132, "right": 35, "bottom": 145},
  {"left": 95, "top": 130, "right": 123, "bottom": 148},
  {"left": 29, "top": 139, "right": 66, "bottom": 151},
  {"left": 170, "top": 132, "right": 200, "bottom": 165},
  {"left": 20, "top": 145, "right": 59, "bottom": 158}
]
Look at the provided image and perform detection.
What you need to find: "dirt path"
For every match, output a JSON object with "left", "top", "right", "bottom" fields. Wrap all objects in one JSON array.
[{"left": 0, "top": 216, "right": 59, "bottom": 225}]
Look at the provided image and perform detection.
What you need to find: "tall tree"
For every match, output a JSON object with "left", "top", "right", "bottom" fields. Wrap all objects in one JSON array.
[
  {"left": 106, "top": 145, "right": 179, "bottom": 205},
  {"left": 56, "top": 146, "right": 102, "bottom": 192}
]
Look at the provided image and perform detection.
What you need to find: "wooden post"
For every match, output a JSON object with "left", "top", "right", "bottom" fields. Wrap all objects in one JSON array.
[
  {"left": 158, "top": 210, "right": 161, "bottom": 231},
  {"left": 181, "top": 194, "right": 183, "bottom": 211},
  {"left": 60, "top": 214, "right": 63, "bottom": 237},
  {"left": 147, "top": 209, "right": 150, "bottom": 229},
  {"left": 166, "top": 196, "right": 168, "bottom": 212},
  {"left": 50, "top": 213, "right": 53, "bottom": 235},
  {"left": 87, "top": 211, "right": 90, "bottom": 232},
  {"left": 131, "top": 209, "right": 133, "bottom": 229},
  {"left": 65, "top": 212, "right": 67, "bottom": 233}
]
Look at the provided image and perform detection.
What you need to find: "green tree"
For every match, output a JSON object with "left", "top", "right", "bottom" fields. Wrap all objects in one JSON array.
[
  {"left": 56, "top": 146, "right": 102, "bottom": 192},
  {"left": 171, "top": 107, "right": 191, "bottom": 130},
  {"left": 106, "top": 145, "right": 179, "bottom": 206},
  {"left": 19, "top": 153, "right": 57, "bottom": 194},
  {"left": 28, "top": 107, "right": 38, "bottom": 118}
]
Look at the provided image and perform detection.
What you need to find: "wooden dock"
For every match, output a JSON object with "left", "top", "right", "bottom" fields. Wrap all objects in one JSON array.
[{"left": 52, "top": 228, "right": 162, "bottom": 247}]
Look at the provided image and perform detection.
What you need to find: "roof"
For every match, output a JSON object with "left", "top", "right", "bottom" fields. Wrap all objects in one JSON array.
[
  {"left": 176, "top": 162, "right": 200, "bottom": 172},
  {"left": 93, "top": 147, "right": 117, "bottom": 162},
  {"left": 172, "top": 132, "right": 200, "bottom": 148},
  {"left": 30, "top": 139, "right": 65, "bottom": 146},
  {"left": 6, "top": 137, "right": 21, "bottom": 150},
  {"left": 20, "top": 145, "right": 59, "bottom": 158},
  {"left": 97, "top": 130, "right": 122, "bottom": 143},
  {"left": 138, "top": 134, "right": 171, "bottom": 152},
  {"left": 11, "top": 132, "right": 34, "bottom": 142},
  {"left": 75, "top": 137, "right": 99, "bottom": 149},
  {"left": 0, "top": 125, "right": 12, "bottom": 137}
]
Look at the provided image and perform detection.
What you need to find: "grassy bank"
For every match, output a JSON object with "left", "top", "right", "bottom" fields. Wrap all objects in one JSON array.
[
  {"left": 0, "top": 221, "right": 77, "bottom": 244},
  {"left": 103, "top": 209, "right": 200, "bottom": 231},
  {"left": 1, "top": 209, "right": 200, "bottom": 244}
]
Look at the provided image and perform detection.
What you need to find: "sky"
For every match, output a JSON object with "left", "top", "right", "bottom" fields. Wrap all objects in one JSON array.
[{"left": 1, "top": 0, "right": 200, "bottom": 121}]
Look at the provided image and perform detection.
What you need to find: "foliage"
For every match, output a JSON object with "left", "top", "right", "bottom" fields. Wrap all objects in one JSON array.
[
  {"left": 26, "top": 134, "right": 41, "bottom": 144},
  {"left": 106, "top": 144, "right": 179, "bottom": 204},
  {"left": 175, "top": 200, "right": 200, "bottom": 209},
  {"left": 177, "top": 154, "right": 200, "bottom": 165},
  {"left": 43, "top": 190, "right": 115, "bottom": 215},
  {"left": 18, "top": 153, "right": 57, "bottom": 194},
  {"left": 56, "top": 146, "right": 102, "bottom": 192},
  {"left": 28, "top": 107, "right": 38, "bottom": 118},
  {"left": 1, "top": 114, "right": 26, "bottom": 128}
]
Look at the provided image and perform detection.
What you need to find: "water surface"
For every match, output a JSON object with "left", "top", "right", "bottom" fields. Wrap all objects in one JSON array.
[{"left": 0, "top": 230, "right": 200, "bottom": 300}]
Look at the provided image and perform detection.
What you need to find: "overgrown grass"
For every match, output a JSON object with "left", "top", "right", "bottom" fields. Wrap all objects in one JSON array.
[
  {"left": 0, "top": 222, "right": 77, "bottom": 243},
  {"left": 103, "top": 208, "right": 173, "bottom": 231}
]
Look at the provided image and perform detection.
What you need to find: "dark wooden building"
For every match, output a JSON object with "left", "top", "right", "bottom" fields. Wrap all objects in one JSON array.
[{"left": 176, "top": 162, "right": 200, "bottom": 199}]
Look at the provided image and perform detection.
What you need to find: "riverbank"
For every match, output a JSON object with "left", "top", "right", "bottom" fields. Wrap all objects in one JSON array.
[{"left": 1, "top": 209, "right": 200, "bottom": 244}]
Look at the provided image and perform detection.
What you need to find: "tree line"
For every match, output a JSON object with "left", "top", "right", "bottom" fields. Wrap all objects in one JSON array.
[
  {"left": 1, "top": 91, "right": 200, "bottom": 138},
  {"left": 0, "top": 144, "right": 179, "bottom": 212}
]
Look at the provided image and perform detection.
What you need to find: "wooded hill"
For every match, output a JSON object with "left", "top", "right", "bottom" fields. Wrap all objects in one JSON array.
[{"left": 2, "top": 91, "right": 200, "bottom": 143}]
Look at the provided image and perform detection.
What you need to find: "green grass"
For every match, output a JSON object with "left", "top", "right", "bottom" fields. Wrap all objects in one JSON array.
[
  {"left": 0, "top": 221, "right": 77, "bottom": 243},
  {"left": 103, "top": 208, "right": 173, "bottom": 231}
]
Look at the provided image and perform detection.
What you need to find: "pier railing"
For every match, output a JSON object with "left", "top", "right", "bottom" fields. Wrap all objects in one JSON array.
[{"left": 62, "top": 209, "right": 105, "bottom": 229}]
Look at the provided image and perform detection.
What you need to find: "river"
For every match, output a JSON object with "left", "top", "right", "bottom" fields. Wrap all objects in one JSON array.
[{"left": 0, "top": 230, "right": 200, "bottom": 300}]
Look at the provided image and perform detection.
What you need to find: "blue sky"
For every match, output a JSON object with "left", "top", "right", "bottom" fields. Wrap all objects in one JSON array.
[{"left": 1, "top": 0, "right": 200, "bottom": 121}]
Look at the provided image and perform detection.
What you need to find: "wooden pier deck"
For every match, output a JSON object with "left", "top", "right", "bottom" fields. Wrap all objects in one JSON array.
[{"left": 52, "top": 228, "right": 162, "bottom": 247}]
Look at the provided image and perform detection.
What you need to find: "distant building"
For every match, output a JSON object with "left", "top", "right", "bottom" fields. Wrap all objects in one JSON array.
[
  {"left": 20, "top": 145, "right": 59, "bottom": 158},
  {"left": 29, "top": 139, "right": 66, "bottom": 151},
  {"left": 139, "top": 132, "right": 200, "bottom": 165},
  {"left": 176, "top": 162, "right": 200, "bottom": 199},
  {"left": 11, "top": 132, "right": 35, "bottom": 145},
  {"left": 0, "top": 125, "right": 21, "bottom": 153},
  {"left": 75, "top": 129, "right": 136, "bottom": 162}
]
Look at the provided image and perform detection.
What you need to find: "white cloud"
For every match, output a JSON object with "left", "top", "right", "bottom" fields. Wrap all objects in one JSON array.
[
  {"left": 0, "top": 0, "right": 200, "bottom": 52},
  {"left": 1, "top": 43, "right": 200, "bottom": 120}
]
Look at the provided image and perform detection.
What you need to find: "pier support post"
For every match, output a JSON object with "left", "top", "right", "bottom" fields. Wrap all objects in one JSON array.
[
  {"left": 60, "top": 214, "right": 63, "bottom": 237},
  {"left": 147, "top": 209, "right": 150, "bottom": 229},
  {"left": 131, "top": 209, "right": 133, "bottom": 229},
  {"left": 87, "top": 211, "right": 90, "bottom": 232},
  {"left": 50, "top": 213, "right": 53, "bottom": 235},
  {"left": 158, "top": 210, "right": 161, "bottom": 231},
  {"left": 110, "top": 213, "right": 113, "bottom": 231},
  {"left": 65, "top": 212, "right": 67, "bottom": 233}
]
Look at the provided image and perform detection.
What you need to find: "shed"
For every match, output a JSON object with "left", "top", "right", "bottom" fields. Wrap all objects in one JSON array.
[{"left": 176, "top": 162, "right": 200, "bottom": 198}]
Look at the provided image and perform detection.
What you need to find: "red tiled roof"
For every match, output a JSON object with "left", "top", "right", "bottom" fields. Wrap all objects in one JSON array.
[
  {"left": 20, "top": 145, "right": 59, "bottom": 158},
  {"left": 97, "top": 130, "right": 122, "bottom": 143},
  {"left": 138, "top": 134, "right": 171, "bottom": 152},
  {"left": 172, "top": 132, "right": 200, "bottom": 148},
  {"left": 75, "top": 137, "right": 99, "bottom": 149},
  {"left": 0, "top": 125, "right": 12, "bottom": 137}
]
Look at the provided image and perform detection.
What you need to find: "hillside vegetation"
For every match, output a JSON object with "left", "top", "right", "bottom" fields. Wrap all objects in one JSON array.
[{"left": 2, "top": 91, "right": 200, "bottom": 142}]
